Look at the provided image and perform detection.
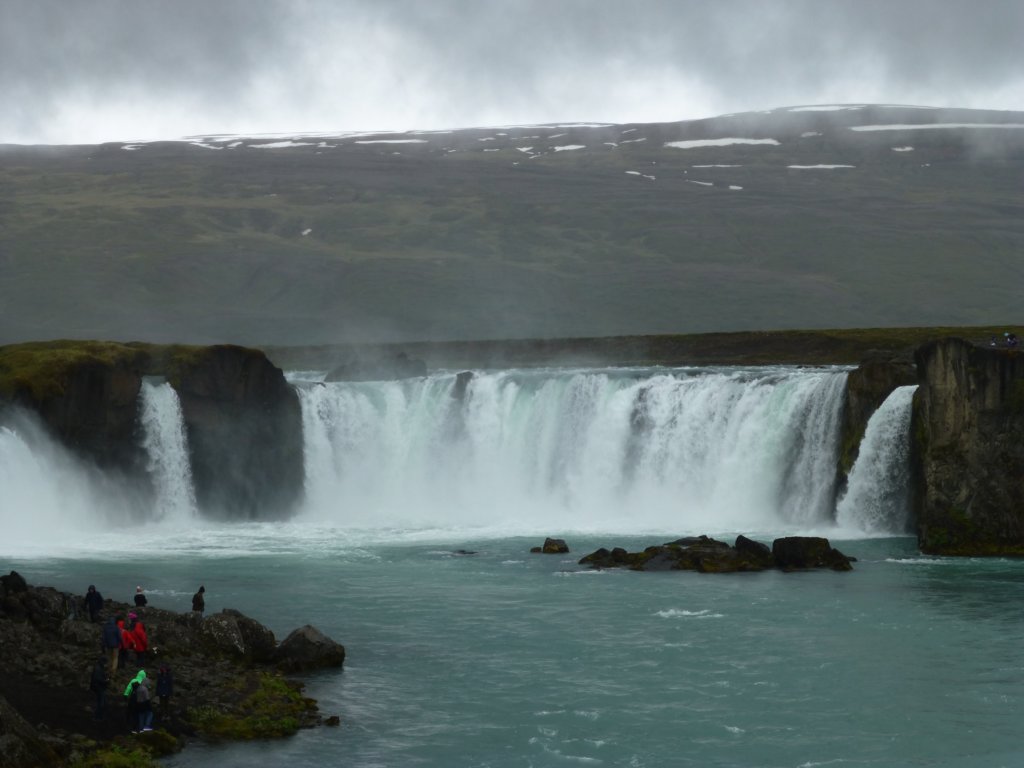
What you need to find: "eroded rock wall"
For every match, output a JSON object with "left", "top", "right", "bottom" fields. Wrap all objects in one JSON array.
[
  {"left": 170, "top": 345, "right": 304, "bottom": 519},
  {"left": 912, "top": 338, "right": 1024, "bottom": 554}
]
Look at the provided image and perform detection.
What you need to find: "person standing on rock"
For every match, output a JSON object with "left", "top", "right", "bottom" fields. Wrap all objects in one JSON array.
[
  {"left": 84, "top": 585, "right": 104, "bottom": 623},
  {"left": 135, "top": 676, "right": 154, "bottom": 732},
  {"left": 192, "top": 585, "right": 205, "bottom": 615},
  {"left": 155, "top": 665, "right": 173, "bottom": 715},
  {"left": 134, "top": 586, "right": 148, "bottom": 609},
  {"left": 131, "top": 614, "right": 149, "bottom": 667},
  {"left": 124, "top": 670, "right": 145, "bottom": 731},
  {"left": 89, "top": 656, "right": 109, "bottom": 720},
  {"left": 119, "top": 615, "right": 137, "bottom": 668},
  {"left": 102, "top": 616, "right": 122, "bottom": 672}
]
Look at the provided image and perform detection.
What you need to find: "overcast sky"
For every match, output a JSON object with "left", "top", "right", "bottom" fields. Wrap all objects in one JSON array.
[{"left": 2, "top": 0, "right": 1023, "bottom": 144}]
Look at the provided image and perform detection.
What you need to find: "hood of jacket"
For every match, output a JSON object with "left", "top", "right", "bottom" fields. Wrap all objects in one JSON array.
[{"left": 123, "top": 670, "right": 146, "bottom": 696}]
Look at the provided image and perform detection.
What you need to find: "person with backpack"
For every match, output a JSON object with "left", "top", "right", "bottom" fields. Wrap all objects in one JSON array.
[
  {"left": 124, "top": 670, "right": 145, "bottom": 731},
  {"left": 135, "top": 676, "right": 154, "bottom": 732},
  {"left": 88, "top": 656, "right": 109, "bottom": 720}
]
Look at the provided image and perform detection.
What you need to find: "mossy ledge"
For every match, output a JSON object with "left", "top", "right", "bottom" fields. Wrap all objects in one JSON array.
[{"left": 0, "top": 573, "right": 344, "bottom": 768}]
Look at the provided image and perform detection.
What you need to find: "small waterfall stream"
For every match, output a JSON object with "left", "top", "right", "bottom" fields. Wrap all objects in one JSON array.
[
  {"left": 139, "top": 378, "right": 198, "bottom": 522},
  {"left": 836, "top": 385, "right": 917, "bottom": 534}
]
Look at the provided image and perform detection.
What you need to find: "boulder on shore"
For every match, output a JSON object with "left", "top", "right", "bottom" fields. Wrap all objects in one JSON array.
[{"left": 275, "top": 625, "right": 347, "bottom": 672}]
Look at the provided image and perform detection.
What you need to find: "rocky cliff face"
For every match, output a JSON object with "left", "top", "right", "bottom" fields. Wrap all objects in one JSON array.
[
  {"left": 912, "top": 338, "right": 1024, "bottom": 554},
  {"left": 0, "top": 341, "right": 304, "bottom": 519},
  {"left": 171, "top": 345, "right": 304, "bottom": 519}
]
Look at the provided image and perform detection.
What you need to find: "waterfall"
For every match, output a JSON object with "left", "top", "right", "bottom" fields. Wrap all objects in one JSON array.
[
  {"left": 139, "top": 379, "right": 197, "bottom": 521},
  {"left": 0, "top": 414, "right": 138, "bottom": 552},
  {"left": 836, "top": 385, "right": 917, "bottom": 534},
  {"left": 295, "top": 367, "right": 848, "bottom": 533}
]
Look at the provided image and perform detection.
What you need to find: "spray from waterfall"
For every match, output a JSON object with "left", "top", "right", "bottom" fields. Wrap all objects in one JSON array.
[
  {"left": 836, "top": 385, "right": 917, "bottom": 534},
  {"left": 139, "top": 379, "right": 198, "bottom": 521}
]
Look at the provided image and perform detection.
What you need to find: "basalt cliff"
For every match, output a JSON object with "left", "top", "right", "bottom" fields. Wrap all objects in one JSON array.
[{"left": 910, "top": 338, "right": 1024, "bottom": 554}]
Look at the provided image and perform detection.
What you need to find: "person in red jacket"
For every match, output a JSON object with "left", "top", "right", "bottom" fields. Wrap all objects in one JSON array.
[
  {"left": 118, "top": 616, "right": 136, "bottom": 669},
  {"left": 131, "top": 616, "right": 149, "bottom": 667}
]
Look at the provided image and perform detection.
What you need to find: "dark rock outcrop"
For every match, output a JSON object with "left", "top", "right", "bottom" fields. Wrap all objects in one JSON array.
[
  {"left": 452, "top": 370, "right": 474, "bottom": 401},
  {"left": 579, "top": 535, "right": 853, "bottom": 573},
  {"left": 837, "top": 352, "right": 917, "bottom": 484},
  {"left": 530, "top": 538, "right": 569, "bottom": 554},
  {"left": 912, "top": 338, "right": 1024, "bottom": 555},
  {"left": 275, "top": 625, "right": 347, "bottom": 672},
  {"left": 0, "top": 693, "right": 60, "bottom": 768},
  {"left": 771, "top": 536, "right": 853, "bottom": 571},
  {"left": 172, "top": 345, "right": 304, "bottom": 519}
]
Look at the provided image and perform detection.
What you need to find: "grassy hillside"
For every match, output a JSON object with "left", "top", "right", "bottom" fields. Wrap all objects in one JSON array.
[{"left": 1, "top": 105, "right": 1023, "bottom": 345}]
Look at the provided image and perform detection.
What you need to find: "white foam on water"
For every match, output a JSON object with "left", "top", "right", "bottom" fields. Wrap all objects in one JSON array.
[
  {"left": 891, "top": 146, "right": 915, "bottom": 152},
  {"left": 553, "top": 145, "right": 585, "bottom": 151},
  {"left": 788, "top": 164, "right": 856, "bottom": 169}
]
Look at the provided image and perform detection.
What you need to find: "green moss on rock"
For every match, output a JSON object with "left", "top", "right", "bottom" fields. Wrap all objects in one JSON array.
[{"left": 186, "top": 672, "right": 317, "bottom": 740}]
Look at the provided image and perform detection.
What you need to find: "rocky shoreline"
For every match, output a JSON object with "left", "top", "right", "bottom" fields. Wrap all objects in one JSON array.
[{"left": 0, "top": 571, "right": 345, "bottom": 768}]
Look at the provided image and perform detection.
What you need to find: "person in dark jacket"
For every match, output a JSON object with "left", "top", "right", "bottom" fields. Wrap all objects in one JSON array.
[
  {"left": 101, "top": 616, "right": 122, "bottom": 672},
  {"left": 134, "top": 586, "right": 148, "bottom": 608},
  {"left": 192, "top": 585, "right": 205, "bottom": 614},
  {"left": 84, "top": 585, "right": 104, "bottom": 623},
  {"left": 89, "top": 656, "right": 109, "bottom": 720},
  {"left": 155, "top": 665, "right": 174, "bottom": 713}
]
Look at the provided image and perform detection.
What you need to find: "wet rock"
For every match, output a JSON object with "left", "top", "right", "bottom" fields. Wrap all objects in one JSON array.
[
  {"left": 324, "top": 715, "right": 341, "bottom": 726},
  {"left": 579, "top": 534, "right": 854, "bottom": 573},
  {"left": 772, "top": 536, "right": 853, "bottom": 571},
  {"left": 452, "top": 371, "right": 474, "bottom": 401},
  {"left": 275, "top": 625, "right": 346, "bottom": 672},
  {"left": 531, "top": 537, "right": 570, "bottom": 554}
]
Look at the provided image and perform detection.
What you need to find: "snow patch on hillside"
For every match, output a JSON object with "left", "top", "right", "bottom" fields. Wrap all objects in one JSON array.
[
  {"left": 851, "top": 123, "right": 1024, "bottom": 132},
  {"left": 666, "top": 138, "right": 779, "bottom": 149}
]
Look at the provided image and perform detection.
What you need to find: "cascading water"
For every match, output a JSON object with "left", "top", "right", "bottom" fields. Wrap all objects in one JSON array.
[
  {"left": 836, "top": 385, "right": 917, "bottom": 534},
  {"left": 295, "top": 366, "right": 848, "bottom": 534},
  {"left": 139, "top": 378, "right": 197, "bottom": 521}
]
